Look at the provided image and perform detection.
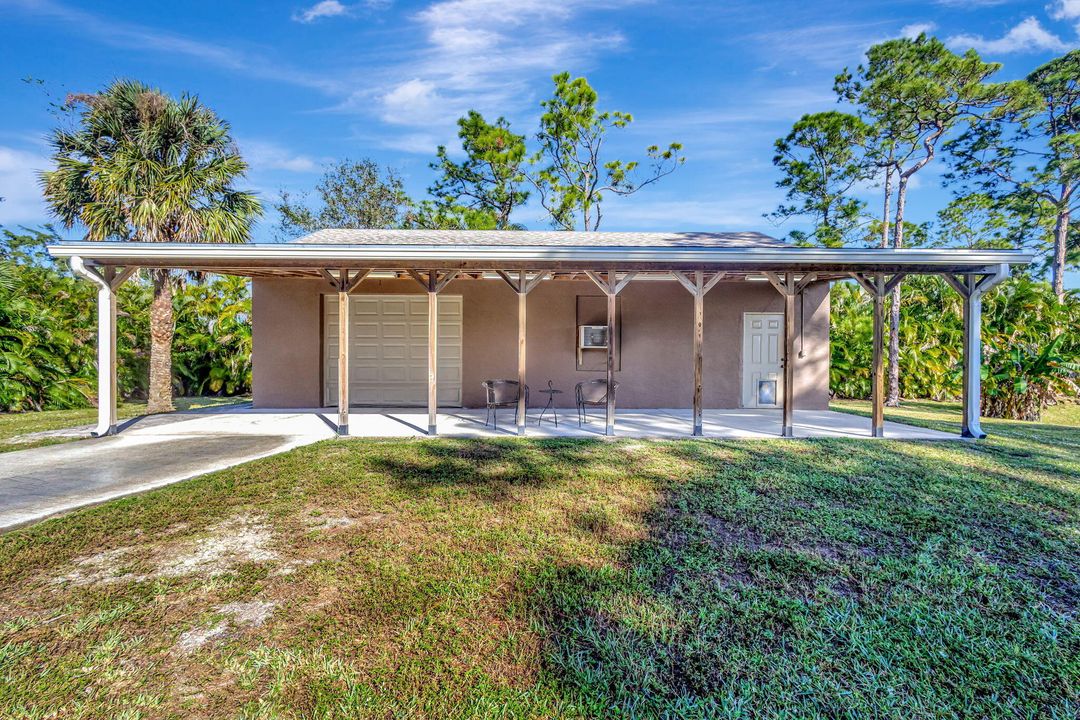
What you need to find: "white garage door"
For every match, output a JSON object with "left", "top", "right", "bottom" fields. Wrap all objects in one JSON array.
[{"left": 323, "top": 294, "right": 462, "bottom": 407}]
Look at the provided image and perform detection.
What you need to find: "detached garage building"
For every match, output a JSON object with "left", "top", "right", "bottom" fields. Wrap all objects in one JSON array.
[{"left": 49, "top": 228, "right": 1028, "bottom": 440}]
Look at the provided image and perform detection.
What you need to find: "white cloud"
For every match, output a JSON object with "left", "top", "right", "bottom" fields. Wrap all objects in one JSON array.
[
  {"left": 749, "top": 21, "right": 895, "bottom": 70},
  {"left": 293, "top": 1, "right": 349, "bottom": 23},
  {"left": 0, "top": 145, "right": 50, "bottom": 227},
  {"left": 947, "top": 17, "right": 1071, "bottom": 54},
  {"left": 239, "top": 140, "right": 320, "bottom": 173},
  {"left": 1048, "top": 0, "right": 1080, "bottom": 20},
  {"left": 355, "top": 0, "right": 629, "bottom": 132},
  {"left": 901, "top": 22, "right": 937, "bottom": 39},
  {"left": 380, "top": 78, "right": 441, "bottom": 124}
]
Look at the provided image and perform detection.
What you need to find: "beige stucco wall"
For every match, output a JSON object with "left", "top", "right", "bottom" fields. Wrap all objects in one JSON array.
[{"left": 251, "top": 276, "right": 831, "bottom": 410}]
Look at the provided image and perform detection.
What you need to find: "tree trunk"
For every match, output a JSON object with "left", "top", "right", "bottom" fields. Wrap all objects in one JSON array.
[
  {"left": 880, "top": 165, "right": 892, "bottom": 249},
  {"left": 147, "top": 269, "right": 175, "bottom": 414},
  {"left": 1052, "top": 204, "right": 1069, "bottom": 302},
  {"left": 887, "top": 174, "right": 908, "bottom": 407}
]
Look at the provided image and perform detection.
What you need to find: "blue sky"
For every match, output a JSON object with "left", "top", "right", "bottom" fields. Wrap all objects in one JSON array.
[{"left": 0, "top": 0, "right": 1077, "bottom": 284}]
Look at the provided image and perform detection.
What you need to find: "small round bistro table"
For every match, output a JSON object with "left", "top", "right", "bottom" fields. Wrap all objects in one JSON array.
[{"left": 538, "top": 380, "right": 562, "bottom": 427}]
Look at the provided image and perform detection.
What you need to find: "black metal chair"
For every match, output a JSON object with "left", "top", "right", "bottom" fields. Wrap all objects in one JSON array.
[
  {"left": 575, "top": 379, "right": 619, "bottom": 427},
  {"left": 481, "top": 380, "right": 529, "bottom": 430}
]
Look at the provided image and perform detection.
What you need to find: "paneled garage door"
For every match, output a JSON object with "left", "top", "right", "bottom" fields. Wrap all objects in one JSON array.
[{"left": 323, "top": 294, "right": 463, "bottom": 407}]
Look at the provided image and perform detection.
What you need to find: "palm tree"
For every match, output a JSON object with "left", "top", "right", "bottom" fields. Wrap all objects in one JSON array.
[{"left": 41, "top": 80, "right": 261, "bottom": 413}]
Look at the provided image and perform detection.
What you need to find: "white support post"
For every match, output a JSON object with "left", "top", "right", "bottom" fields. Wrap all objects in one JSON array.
[
  {"left": 958, "top": 264, "right": 1010, "bottom": 439},
  {"left": 70, "top": 257, "right": 131, "bottom": 438}
]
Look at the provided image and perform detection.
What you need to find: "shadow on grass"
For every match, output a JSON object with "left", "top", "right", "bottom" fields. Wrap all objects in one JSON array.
[
  {"left": 364, "top": 437, "right": 612, "bottom": 502},
  {"left": 523, "top": 439, "right": 1079, "bottom": 718}
]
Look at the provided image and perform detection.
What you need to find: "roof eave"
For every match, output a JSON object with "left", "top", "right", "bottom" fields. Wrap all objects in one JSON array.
[{"left": 44, "top": 242, "right": 1035, "bottom": 269}]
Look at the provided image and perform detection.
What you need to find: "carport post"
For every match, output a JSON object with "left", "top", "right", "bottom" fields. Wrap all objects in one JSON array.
[
  {"left": 408, "top": 270, "right": 459, "bottom": 436},
  {"left": 942, "top": 264, "right": 1009, "bottom": 439},
  {"left": 70, "top": 257, "right": 133, "bottom": 438},
  {"left": 321, "top": 268, "right": 372, "bottom": 436},
  {"left": 871, "top": 274, "right": 885, "bottom": 438},
  {"left": 673, "top": 270, "right": 726, "bottom": 436},
  {"left": 585, "top": 271, "right": 637, "bottom": 436},
  {"left": 851, "top": 272, "right": 905, "bottom": 438},
  {"left": 496, "top": 270, "right": 550, "bottom": 436},
  {"left": 338, "top": 288, "right": 349, "bottom": 435}
]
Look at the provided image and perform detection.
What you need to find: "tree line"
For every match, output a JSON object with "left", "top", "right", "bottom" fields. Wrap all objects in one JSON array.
[
  {"left": 277, "top": 72, "right": 684, "bottom": 235},
  {"left": 768, "top": 35, "right": 1078, "bottom": 417}
]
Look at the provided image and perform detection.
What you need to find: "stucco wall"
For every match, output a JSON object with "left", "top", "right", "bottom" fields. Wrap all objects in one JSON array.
[{"left": 251, "top": 277, "right": 831, "bottom": 410}]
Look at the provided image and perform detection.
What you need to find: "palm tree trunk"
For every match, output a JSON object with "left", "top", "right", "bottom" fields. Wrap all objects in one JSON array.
[{"left": 147, "top": 269, "right": 175, "bottom": 414}]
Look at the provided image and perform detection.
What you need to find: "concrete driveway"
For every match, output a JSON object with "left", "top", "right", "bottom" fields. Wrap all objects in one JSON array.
[{"left": 0, "top": 408, "right": 335, "bottom": 531}]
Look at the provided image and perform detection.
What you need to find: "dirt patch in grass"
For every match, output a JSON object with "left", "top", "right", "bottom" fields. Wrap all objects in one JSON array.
[{"left": 54, "top": 512, "right": 278, "bottom": 587}]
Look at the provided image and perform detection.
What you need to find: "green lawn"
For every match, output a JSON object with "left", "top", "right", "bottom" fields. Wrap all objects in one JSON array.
[
  {"left": 0, "top": 396, "right": 250, "bottom": 453},
  {"left": 0, "top": 401, "right": 1076, "bottom": 719}
]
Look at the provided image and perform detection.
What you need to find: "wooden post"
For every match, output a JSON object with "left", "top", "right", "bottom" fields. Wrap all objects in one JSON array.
[
  {"left": 497, "top": 270, "right": 549, "bottom": 436},
  {"left": 782, "top": 272, "right": 796, "bottom": 438},
  {"left": 585, "top": 270, "right": 635, "bottom": 437},
  {"left": 406, "top": 270, "right": 459, "bottom": 437},
  {"left": 517, "top": 270, "right": 528, "bottom": 435},
  {"left": 606, "top": 277, "right": 616, "bottom": 437},
  {"left": 871, "top": 274, "right": 885, "bottom": 438},
  {"left": 693, "top": 282, "right": 704, "bottom": 435},
  {"left": 672, "top": 270, "right": 724, "bottom": 436},
  {"left": 338, "top": 288, "right": 350, "bottom": 435},
  {"left": 427, "top": 274, "right": 438, "bottom": 436}
]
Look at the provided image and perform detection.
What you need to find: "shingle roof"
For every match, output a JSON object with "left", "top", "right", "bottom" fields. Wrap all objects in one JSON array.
[{"left": 290, "top": 228, "right": 786, "bottom": 248}]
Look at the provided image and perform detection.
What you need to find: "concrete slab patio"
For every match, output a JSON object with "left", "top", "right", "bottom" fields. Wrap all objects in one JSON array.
[
  {"left": 332, "top": 406, "right": 956, "bottom": 440},
  {"left": 0, "top": 404, "right": 953, "bottom": 532}
]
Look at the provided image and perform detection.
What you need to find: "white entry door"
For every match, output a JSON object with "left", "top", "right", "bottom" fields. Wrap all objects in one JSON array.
[
  {"left": 742, "top": 312, "right": 783, "bottom": 408},
  {"left": 323, "top": 294, "right": 462, "bottom": 407}
]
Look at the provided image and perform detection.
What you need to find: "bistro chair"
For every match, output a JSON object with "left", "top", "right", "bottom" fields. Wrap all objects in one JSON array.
[
  {"left": 575, "top": 379, "right": 619, "bottom": 427},
  {"left": 481, "top": 380, "right": 529, "bottom": 430}
]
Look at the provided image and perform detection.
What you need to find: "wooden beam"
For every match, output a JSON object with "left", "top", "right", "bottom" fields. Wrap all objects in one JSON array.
[
  {"left": 103, "top": 266, "right": 137, "bottom": 290},
  {"left": 433, "top": 270, "right": 459, "bottom": 293},
  {"left": 524, "top": 270, "right": 550, "bottom": 294},
  {"left": 320, "top": 268, "right": 341, "bottom": 288},
  {"left": 795, "top": 271, "right": 819, "bottom": 294},
  {"left": 584, "top": 270, "right": 611, "bottom": 294},
  {"left": 702, "top": 271, "right": 727, "bottom": 294},
  {"left": 871, "top": 273, "right": 885, "bottom": 438},
  {"left": 883, "top": 272, "right": 907, "bottom": 295},
  {"left": 612, "top": 272, "right": 638, "bottom": 295},
  {"left": 344, "top": 268, "right": 372, "bottom": 293},
  {"left": 495, "top": 270, "right": 520, "bottom": 293},
  {"left": 670, "top": 270, "right": 698, "bottom": 295},
  {"left": 407, "top": 269, "right": 431, "bottom": 291},
  {"left": 941, "top": 273, "right": 971, "bottom": 298},
  {"left": 763, "top": 271, "right": 788, "bottom": 297},
  {"left": 337, "top": 289, "right": 349, "bottom": 435},
  {"left": 849, "top": 272, "right": 878, "bottom": 296}
]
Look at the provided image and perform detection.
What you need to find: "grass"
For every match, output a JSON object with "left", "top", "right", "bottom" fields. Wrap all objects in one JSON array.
[
  {"left": 0, "top": 396, "right": 250, "bottom": 453},
  {"left": 0, "top": 400, "right": 1076, "bottom": 718}
]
